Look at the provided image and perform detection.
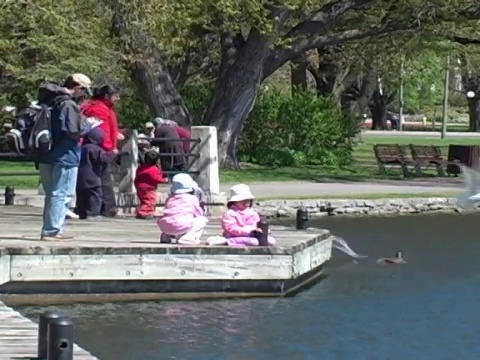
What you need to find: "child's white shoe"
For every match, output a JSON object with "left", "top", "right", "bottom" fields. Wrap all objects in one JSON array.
[
  {"left": 66, "top": 210, "right": 79, "bottom": 220},
  {"left": 206, "top": 236, "right": 227, "bottom": 246}
]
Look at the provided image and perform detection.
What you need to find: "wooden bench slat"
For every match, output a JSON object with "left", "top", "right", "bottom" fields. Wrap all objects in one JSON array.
[{"left": 409, "top": 144, "right": 446, "bottom": 176}]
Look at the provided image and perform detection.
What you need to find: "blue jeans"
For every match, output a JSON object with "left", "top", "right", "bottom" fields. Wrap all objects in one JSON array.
[
  {"left": 39, "top": 163, "right": 78, "bottom": 236},
  {"left": 65, "top": 166, "right": 78, "bottom": 209}
]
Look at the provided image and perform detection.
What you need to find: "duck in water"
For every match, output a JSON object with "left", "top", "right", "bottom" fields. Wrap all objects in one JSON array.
[{"left": 376, "top": 251, "right": 406, "bottom": 265}]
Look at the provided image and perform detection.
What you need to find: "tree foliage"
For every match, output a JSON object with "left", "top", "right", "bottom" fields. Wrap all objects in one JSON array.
[{"left": 2, "top": 0, "right": 480, "bottom": 164}]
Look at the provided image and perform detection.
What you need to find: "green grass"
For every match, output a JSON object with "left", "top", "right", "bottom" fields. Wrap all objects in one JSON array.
[
  {"left": 0, "top": 134, "right": 474, "bottom": 188},
  {"left": 353, "top": 136, "right": 480, "bottom": 164}
]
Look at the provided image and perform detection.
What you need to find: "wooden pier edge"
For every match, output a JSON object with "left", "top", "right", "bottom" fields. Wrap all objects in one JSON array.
[
  {"left": 0, "top": 300, "right": 98, "bottom": 359},
  {"left": 0, "top": 236, "right": 333, "bottom": 303}
]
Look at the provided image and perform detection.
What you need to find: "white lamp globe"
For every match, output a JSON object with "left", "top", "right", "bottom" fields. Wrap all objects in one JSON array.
[{"left": 467, "top": 91, "right": 475, "bottom": 98}]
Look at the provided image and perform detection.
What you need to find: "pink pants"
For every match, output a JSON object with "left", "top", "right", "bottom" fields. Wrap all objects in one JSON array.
[{"left": 226, "top": 236, "right": 276, "bottom": 247}]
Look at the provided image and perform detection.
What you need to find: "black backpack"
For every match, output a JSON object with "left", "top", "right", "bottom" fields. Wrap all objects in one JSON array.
[{"left": 5, "top": 98, "right": 64, "bottom": 160}]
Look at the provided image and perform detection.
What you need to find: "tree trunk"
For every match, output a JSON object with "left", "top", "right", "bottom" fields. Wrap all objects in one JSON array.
[
  {"left": 109, "top": 0, "right": 192, "bottom": 127},
  {"left": 129, "top": 60, "right": 192, "bottom": 127},
  {"left": 204, "top": 29, "right": 272, "bottom": 167},
  {"left": 291, "top": 54, "right": 308, "bottom": 94},
  {"left": 369, "top": 89, "right": 387, "bottom": 130},
  {"left": 468, "top": 97, "right": 480, "bottom": 132}
]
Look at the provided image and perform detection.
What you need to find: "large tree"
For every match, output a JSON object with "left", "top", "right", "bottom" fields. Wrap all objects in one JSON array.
[{"left": 0, "top": 0, "right": 118, "bottom": 106}]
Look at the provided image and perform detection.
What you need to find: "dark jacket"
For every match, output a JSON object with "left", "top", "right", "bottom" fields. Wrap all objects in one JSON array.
[
  {"left": 153, "top": 124, "right": 186, "bottom": 170},
  {"left": 77, "top": 128, "right": 116, "bottom": 189},
  {"left": 37, "top": 83, "right": 84, "bottom": 166}
]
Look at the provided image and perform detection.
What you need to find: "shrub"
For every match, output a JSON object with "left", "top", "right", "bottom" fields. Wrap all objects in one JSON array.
[
  {"left": 181, "top": 84, "right": 214, "bottom": 125},
  {"left": 239, "top": 90, "right": 359, "bottom": 167}
]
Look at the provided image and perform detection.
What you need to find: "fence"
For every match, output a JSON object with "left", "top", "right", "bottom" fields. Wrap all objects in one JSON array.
[{"left": 0, "top": 126, "right": 221, "bottom": 209}]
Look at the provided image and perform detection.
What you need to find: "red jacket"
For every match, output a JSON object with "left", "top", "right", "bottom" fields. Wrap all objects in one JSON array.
[
  {"left": 81, "top": 99, "right": 119, "bottom": 152},
  {"left": 176, "top": 127, "right": 191, "bottom": 154},
  {"left": 134, "top": 164, "right": 168, "bottom": 190}
]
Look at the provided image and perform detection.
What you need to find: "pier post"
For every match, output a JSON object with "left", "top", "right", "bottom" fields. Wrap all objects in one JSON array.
[
  {"left": 38, "top": 310, "right": 64, "bottom": 358},
  {"left": 47, "top": 316, "right": 74, "bottom": 360},
  {"left": 4, "top": 186, "right": 15, "bottom": 205},
  {"left": 189, "top": 126, "right": 225, "bottom": 215},
  {"left": 296, "top": 208, "right": 309, "bottom": 230},
  {"left": 257, "top": 221, "right": 269, "bottom": 246}
]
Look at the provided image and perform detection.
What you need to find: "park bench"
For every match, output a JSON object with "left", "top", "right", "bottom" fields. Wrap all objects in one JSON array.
[
  {"left": 409, "top": 145, "right": 446, "bottom": 176},
  {"left": 373, "top": 144, "right": 412, "bottom": 177}
]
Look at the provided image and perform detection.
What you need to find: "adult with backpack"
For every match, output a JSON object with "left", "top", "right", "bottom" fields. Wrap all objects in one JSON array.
[
  {"left": 35, "top": 74, "right": 94, "bottom": 240},
  {"left": 81, "top": 85, "right": 121, "bottom": 218}
]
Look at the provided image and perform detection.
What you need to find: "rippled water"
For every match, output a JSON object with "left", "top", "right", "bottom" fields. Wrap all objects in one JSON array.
[{"left": 18, "top": 213, "right": 480, "bottom": 359}]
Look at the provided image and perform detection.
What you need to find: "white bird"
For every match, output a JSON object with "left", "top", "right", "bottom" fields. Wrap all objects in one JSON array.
[{"left": 456, "top": 164, "right": 480, "bottom": 209}]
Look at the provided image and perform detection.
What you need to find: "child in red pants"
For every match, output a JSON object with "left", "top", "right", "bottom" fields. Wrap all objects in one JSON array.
[{"left": 134, "top": 150, "right": 168, "bottom": 219}]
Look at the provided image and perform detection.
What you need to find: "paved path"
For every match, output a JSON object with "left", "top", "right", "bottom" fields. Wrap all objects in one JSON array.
[
  {"left": 363, "top": 130, "right": 480, "bottom": 139},
  {"left": 8, "top": 178, "right": 465, "bottom": 204},
  {"left": 229, "top": 179, "right": 463, "bottom": 199}
]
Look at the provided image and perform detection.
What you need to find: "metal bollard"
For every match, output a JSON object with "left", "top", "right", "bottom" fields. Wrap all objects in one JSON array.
[
  {"left": 47, "top": 316, "right": 74, "bottom": 360},
  {"left": 296, "top": 208, "right": 309, "bottom": 230},
  {"left": 257, "top": 220, "right": 269, "bottom": 246},
  {"left": 4, "top": 186, "right": 15, "bottom": 206},
  {"left": 38, "top": 310, "right": 66, "bottom": 359}
]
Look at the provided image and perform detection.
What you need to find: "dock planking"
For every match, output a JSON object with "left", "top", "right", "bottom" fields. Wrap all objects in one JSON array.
[
  {"left": 0, "top": 206, "right": 333, "bottom": 301},
  {"left": 0, "top": 300, "right": 97, "bottom": 359}
]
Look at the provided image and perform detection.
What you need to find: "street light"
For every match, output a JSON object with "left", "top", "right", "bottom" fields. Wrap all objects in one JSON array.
[{"left": 467, "top": 91, "right": 475, "bottom": 99}]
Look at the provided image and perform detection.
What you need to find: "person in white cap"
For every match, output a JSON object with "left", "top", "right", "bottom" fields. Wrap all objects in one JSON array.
[
  {"left": 157, "top": 173, "right": 208, "bottom": 244},
  {"left": 36, "top": 73, "right": 94, "bottom": 241},
  {"left": 221, "top": 184, "right": 276, "bottom": 246}
]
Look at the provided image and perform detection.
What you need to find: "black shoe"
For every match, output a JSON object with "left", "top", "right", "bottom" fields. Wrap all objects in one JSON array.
[{"left": 136, "top": 215, "right": 154, "bottom": 220}]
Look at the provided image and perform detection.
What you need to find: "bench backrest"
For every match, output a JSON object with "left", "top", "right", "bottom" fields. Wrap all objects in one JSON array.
[
  {"left": 373, "top": 144, "right": 408, "bottom": 162},
  {"left": 410, "top": 145, "right": 443, "bottom": 161}
]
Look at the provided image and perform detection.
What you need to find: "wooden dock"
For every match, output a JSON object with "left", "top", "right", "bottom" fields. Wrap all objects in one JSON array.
[
  {"left": 0, "top": 300, "right": 97, "bottom": 359},
  {"left": 0, "top": 206, "right": 333, "bottom": 303}
]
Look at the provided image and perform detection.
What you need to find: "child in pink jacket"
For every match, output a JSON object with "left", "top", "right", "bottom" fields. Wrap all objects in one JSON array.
[
  {"left": 157, "top": 173, "right": 208, "bottom": 245},
  {"left": 222, "top": 183, "right": 276, "bottom": 247}
]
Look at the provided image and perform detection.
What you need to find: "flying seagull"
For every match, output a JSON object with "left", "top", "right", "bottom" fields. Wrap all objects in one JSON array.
[{"left": 456, "top": 164, "right": 480, "bottom": 208}]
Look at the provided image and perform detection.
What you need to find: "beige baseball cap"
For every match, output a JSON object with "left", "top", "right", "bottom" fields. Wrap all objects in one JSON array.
[{"left": 70, "top": 73, "right": 93, "bottom": 95}]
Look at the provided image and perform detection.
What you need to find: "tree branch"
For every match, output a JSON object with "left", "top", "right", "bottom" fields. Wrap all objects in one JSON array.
[
  {"left": 285, "top": 0, "right": 374, "bottom": 37},
  {"left": 264, "top": 22, "right": 410, "bottom": 80}
]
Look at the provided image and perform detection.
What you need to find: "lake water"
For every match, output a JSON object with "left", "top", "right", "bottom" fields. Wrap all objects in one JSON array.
[{"left": 17, "top": 213, "right": 480, "bottom": 359}]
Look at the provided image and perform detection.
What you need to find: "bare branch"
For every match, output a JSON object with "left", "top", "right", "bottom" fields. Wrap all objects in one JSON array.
[
  {"left": 285, "top": 0, "right": 374, "bottom": 37},
  {"left": 264, "top": 21, "right": 410, "bottom": 80}
]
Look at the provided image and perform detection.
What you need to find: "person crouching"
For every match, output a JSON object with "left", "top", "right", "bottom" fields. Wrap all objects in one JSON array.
[
  {"left": 134, "top": 150, "right": 168, "bottom": 219},
  {"left": 157, "top": 173, "right": 208, "bottom": 245},
  {"left": 76, "top": 128, "right": 117, "bottom": 220}
]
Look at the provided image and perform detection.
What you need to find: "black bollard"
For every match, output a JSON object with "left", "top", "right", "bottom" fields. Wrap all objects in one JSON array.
[
  {"left": 47, "top": 317, "right": 74, "bottom": 360},
  {"left": 4, "top": 186, "right": 15, "bottom": 206},
  {"left": 257, "top": 220, "right": 269, "bottom": 246},
  {"left": 38, "top": 310, "right": 65, "bottom": 359},
  {"left": 296, "top": 208, "right": 309, "bottom": 230}
]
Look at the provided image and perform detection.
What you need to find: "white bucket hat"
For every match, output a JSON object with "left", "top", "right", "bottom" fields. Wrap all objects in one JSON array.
[
  {"left": 170, "top": 173, "right": 197, "bottom": 194},
  {"left": 227, "top": 184, "right": 255, "bottom": 203}
]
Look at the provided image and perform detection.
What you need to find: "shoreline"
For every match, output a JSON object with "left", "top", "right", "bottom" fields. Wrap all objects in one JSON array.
[
  {"left": 257, "top": 197, "right": 469, "bottom": 218},
  {"left": 0, "top": 191, "right": 473, "bottom": 218}
]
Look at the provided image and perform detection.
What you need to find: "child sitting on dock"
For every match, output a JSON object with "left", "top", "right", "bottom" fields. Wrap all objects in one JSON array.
[
  {"left": 76, "top": 128, "right": 117, "bottom": 220},
  {"left": 157, "top": 173, "right": 208, "bottom": 244},
  {"left": 221, "top": 184, "right": 276, "bottom": 247},
  {"left": 134, "top": 149, "right": 168, "bottom": 219}
]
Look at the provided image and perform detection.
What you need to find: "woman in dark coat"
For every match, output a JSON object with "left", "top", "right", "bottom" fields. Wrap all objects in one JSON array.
[{"left": 152, "top": 120, "right": 187, "bottom": 174}]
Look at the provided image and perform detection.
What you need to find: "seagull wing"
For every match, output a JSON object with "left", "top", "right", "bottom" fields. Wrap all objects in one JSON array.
[{"left": 457, "top": 165, "right": 480, "bottom": 208}]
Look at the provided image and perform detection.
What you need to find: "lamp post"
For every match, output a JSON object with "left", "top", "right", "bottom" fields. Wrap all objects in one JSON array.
[{"left": 441, "top": 56, "right": 450, "bottom": 140}]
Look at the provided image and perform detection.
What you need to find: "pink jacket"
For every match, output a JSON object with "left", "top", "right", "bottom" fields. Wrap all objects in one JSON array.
[
  {"left": 157, "top": 193, "right": 204, "bottom": 235},
  {"left": 222, "top": 207, "right": 260, "bottom": 238}
]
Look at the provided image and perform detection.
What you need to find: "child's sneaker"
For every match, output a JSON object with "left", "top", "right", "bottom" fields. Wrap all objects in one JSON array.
[
  {"left": 136, "top": 214, "right": 154, "bottom": 220},
  {"left": 160, "top": 233, "right": 176, "bottom": 243},
  {"left": 66, "top": 210, "right": 79, "bottom": 220}
]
